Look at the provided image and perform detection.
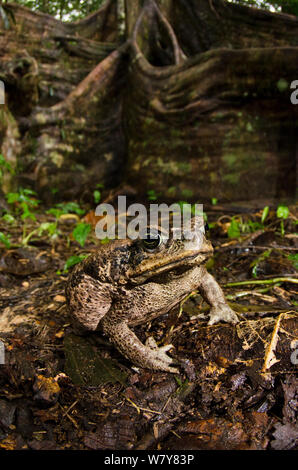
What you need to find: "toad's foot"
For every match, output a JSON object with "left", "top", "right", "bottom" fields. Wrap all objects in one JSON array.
[
  {"left": 102, "top": 318, "right": 179, "bottom": 374},
  {"left": 144, "top": 337, "right": 179, "bottom": 374},
  {"left": 208, "top": 303, "right": 239, "bottom": 325}
]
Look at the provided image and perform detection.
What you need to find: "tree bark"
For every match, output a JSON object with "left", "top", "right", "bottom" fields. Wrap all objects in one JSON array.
[{"left": 0, "top": 0, "right": 297, "bottom": 202}]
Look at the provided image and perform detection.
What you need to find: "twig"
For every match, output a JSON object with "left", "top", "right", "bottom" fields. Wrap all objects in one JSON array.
[
  {"left": 261, "top": 312, "right": 284, "bottom": 374},
  {"left": 226, "top": 287, "right": 277, "bottom": 300},
  {"left": 224, "top": 277, "right": 298, "bottom": 288},
  {"left": 216, "top": 244, "right": 298, "bottom": 252},
  {"left": 62, "top": 399, "right": 79, "bottom": 417},
  {"left": 125, "top": 397, "right": 161, "bottom": 415}
]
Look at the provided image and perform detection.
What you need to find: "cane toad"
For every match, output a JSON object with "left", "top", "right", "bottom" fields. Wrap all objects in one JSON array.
[{"left": 65, "top": 220, "right": 238, "bottom": 373}]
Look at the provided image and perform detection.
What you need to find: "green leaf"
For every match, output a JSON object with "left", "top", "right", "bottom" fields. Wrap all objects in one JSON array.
[
  {"left": 6, "top": 192, "right": 20, "bottom": 204},
  {"left": 247, "top": 220, "right": 263, "bottom": 232},
  {"left": 38, "top": 222, "right": 58, "bottom": 237},
  {"left": 276, "top": 205, "right": 289, "bottom": 219},
  {"left": 93, "top": 190, "right": 101, "bottom": 204},
  {"left": 2, "top": 214, "right": 15, "bottom": 224},
  {"left": 20, "top": 202, "right": 36, "bottom": 221},
  {"left": 147, "top": 189, "right": 158, "bottom": 201},
  {"left": 64, "top": 254, "right": 88, "bottom": 272},
  {"left": 228, "top": 218, "right": 241, "bottom": 238},
  {"left": 46, "top": 208, "right": 63, "bottom": 219},
  {"left": 0, "top": 232, "right": 10, "bottom": 248},
  {"left": 72, "top": 223, "right": 91, "bottom": 247},
  {"left": 22, "top": 188, "right": 37, "bottom": 196},
  {"left": 261, "top": 206, "right": 269, "bottom": 223}
]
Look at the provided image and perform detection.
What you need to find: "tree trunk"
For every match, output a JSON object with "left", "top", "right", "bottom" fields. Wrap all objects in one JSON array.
[{"left": 0, "top": 0, "right": 297, "bottom": 202}]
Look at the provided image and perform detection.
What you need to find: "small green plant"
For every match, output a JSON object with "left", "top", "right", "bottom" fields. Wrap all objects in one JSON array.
[
  {"left": 2, "top": 213, "right": 15, "bottom": 224},
  {"left": 0, "top": 232, "right": 10, "bottom": 248},
  {"left": 22, "top": 222, "right": 59, "bottom": 246},
  {"left": 6, "top": 188, "right": 39, "bottom": 221},
  {"left": 54, "top": 202, "right": 85, "bottom": 216},
  {"left": 93, "top": 190, "right": 101, "bottom": 204},
  {"left": 250, "top": 249, "right": 272, "bottom": 278},
  {"left": 46, "top": 207, "right": 64, "bottom": 219},
  {"left": 276, "top": 205, "right": 289, "bottom": 236},
  {"left": 227, "top": 218, "right": 241, "bottom": 238},
  {"left": 227, "top": 215, "right": 264, "bottom": 238},
  {"left": 147, "top": 189, "right": 159, "bottom": 201},
  {"left": 261, "top": 205, "right": 269, "bottom": 224},
  {"left": 246, "top": 219, "right": 264, "bottom": 232},
  {"left": 93, "top": 183, "right": 104, "bottom": 205},
  {"left": 72, "top": 223, "right": 91, "bottom": 247}
]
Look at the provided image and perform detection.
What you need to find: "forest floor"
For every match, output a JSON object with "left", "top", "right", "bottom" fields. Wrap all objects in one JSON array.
[{"left": 0, "top": 192, "right": 297, "bottom": 450}]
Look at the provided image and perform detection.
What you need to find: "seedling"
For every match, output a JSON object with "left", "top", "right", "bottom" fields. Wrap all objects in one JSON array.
[
  {"left": 93, "top": 190, "right": 101, "bottom": 204},
  {"left": 22, "top": 222, "right": 59, "bottom": 247},
  {"left": 276, "top": 205, "right": 289, "bottom": 237},
  {"left": 250, "top": 249, "right": 272, "bottom": 278},
  {"left": 0, "top": 232, "right": 10, "bottom": 248},
  {"left": 147, "top": 189, "right": 159, "bottom": 201},
  {"left": 54, "top": 202, "right": 85, "bottom": 216},
  {"left": 6, "top": 188, "right": 39, "bottom": 221},
  {"left": 228, "top": 217, "right": 241, "bottom": 238},
  {"left": 72, "top": 222, "right": 91, "bottom": 247},
  {"left": 261, "top": 206, "right": 269, "bottom": 224}
]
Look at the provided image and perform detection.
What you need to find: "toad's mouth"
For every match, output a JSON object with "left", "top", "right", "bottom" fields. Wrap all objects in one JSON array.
[
  {"left": 130, "top": 250, "right": 211, "bottom": 283},
  {"left": 147, "top": 264, "right": 194, "bottom": 283}
]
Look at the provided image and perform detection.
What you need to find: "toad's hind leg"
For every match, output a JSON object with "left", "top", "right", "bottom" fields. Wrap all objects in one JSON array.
[{"left": 101, "top": 315, "right": 178, "bottom": 373}]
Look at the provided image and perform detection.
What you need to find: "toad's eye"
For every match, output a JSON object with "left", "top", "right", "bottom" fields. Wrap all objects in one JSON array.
[{"left": 142, "top": 231, "right": 162, "bottom": 251}]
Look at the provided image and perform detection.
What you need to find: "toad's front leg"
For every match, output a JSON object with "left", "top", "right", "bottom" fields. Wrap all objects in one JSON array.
[
  {"left": 101, "top": 313, "right": 178, "bottom": 373},
  {"left": 198, "top": 267, "right": 239, "bottom": 325}
]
